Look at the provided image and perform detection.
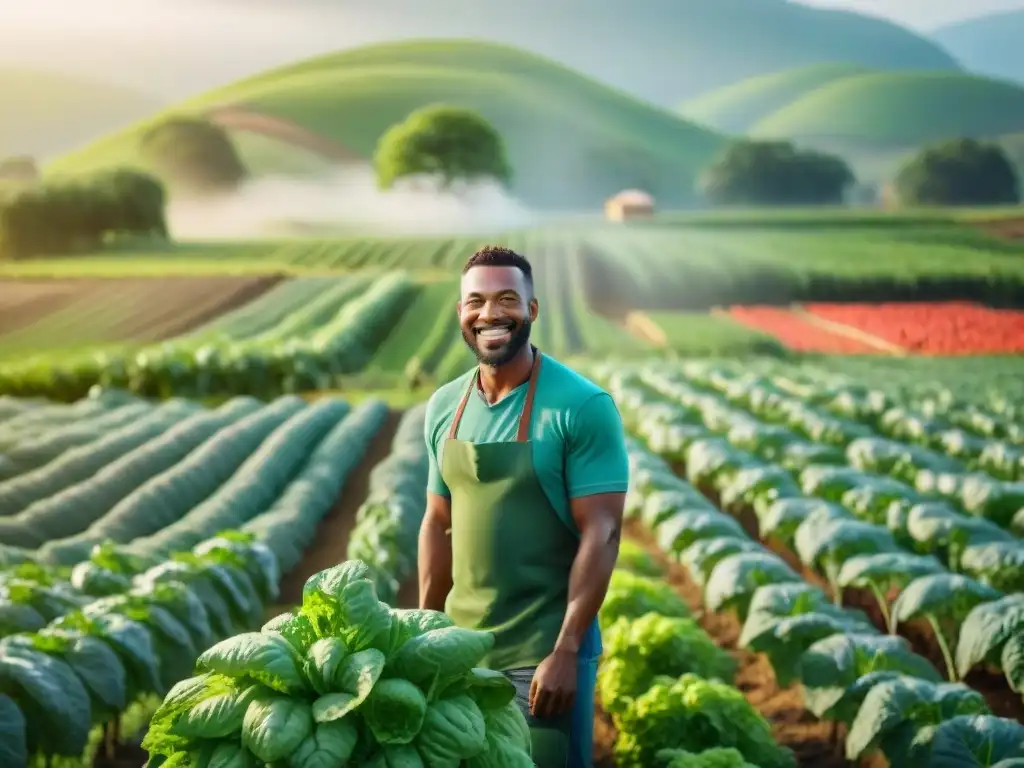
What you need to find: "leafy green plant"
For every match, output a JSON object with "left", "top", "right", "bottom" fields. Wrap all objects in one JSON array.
[
  {"left": 837, "top": 552, "right": 944, "bottom": 634},
  {"left": 143, "top": 559, "right": 533, "bottom": 766}
]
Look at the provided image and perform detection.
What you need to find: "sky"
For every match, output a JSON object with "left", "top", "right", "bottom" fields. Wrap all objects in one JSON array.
[
  {"left": 797, "top": 0, "right": 1024, "bottom": 29},
  {"left": 0, "top": 0, "right": 1021, "bottom": 97}
]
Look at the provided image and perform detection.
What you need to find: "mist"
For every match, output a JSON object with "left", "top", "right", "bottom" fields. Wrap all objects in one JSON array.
[{"left": 165, "top": 165, "right": 538, "bottom": 240}]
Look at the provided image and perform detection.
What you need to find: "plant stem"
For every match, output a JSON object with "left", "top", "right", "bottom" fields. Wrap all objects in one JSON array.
[
  {"left": 928, "top": 614, "right": 958, "bottom": 682},
  {"left": 869, "top": 583, "right": 895, "bottom": 634}
]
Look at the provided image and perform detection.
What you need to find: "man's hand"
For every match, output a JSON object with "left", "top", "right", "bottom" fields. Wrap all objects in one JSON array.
[{"left": 529, "top": 648, "right": 577, "bottom": 719}]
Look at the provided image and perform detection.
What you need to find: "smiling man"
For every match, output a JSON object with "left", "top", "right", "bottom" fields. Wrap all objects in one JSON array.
[{"left": 417, "top": 245, "right": 629, "bottom": 768}]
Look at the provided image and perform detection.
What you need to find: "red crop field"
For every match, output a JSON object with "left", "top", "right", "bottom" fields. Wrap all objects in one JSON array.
[
  {"left": 804, "top": 301, "right": 1024, "bottom": 355},
  {"left": 727, "top": 306, "right": 883, "bottom": 353}
]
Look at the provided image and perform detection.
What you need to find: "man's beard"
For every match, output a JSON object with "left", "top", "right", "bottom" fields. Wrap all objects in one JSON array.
[{"left": 463, "top": 318, "right": 532, "bottom": 367}]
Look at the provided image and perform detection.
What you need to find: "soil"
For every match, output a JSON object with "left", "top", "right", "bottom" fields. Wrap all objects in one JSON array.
[
  {"left": 276, "top": 408, "right": 403, "bottom": 604},
  {"left": 0, "top": 275, "right": 283, "bottom": 344},
  {"left": 974, "top": 217, "right": 1024, "bottom": 242}
]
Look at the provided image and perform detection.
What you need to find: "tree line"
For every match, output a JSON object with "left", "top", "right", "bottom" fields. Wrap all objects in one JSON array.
[{"left": 0, "top": 169, "right": 168, "bottom": 260}]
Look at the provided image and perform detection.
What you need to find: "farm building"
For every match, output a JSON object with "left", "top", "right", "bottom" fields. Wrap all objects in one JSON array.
[{"left": 605, "top": 189, "right": 654, "bottom": 221}]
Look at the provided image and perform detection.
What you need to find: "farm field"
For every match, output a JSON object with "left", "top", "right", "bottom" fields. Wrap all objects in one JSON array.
[{"left": 3, "top": 351, "right": 1024, "bottom": 765}]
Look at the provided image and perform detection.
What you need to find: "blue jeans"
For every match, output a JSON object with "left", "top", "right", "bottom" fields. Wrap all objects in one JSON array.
[{"left": 505, "top": 657, "right": 599, "bottom": 768}]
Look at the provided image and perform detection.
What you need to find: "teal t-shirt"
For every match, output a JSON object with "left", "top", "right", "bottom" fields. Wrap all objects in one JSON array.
[{"left": 424, "top": 353, "right": 629, "bottom": 660}]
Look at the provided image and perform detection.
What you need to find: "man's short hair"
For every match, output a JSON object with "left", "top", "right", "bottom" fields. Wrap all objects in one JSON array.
[{"left": 462, "top": 245, "right": 533, "bottom": 288}]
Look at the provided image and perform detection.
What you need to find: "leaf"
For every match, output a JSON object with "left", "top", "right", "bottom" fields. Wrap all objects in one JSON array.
[
  {"left": 197, "top": 632, "right": 309, "bottom": 695},
  {"left": 750, "top": 612, "right": 874, "bottom": 687},
  {"left": 794, "top": 518, "right": 898, "bottom": 571},
  {"left": 388, "top": 626, "right": 494, "bottom": 690},
  {"left": 956, "top": 595, "right": 1024, "bottom": 679},
  {"left": 262, "top": 612, "right": 319, "bottom": 655},
  {"left": 926, "top": 714, "right": 1024, "bottom": 767},
  {"left": 655, "top": 511, "right": 746, "bottom": 556},
  {"left": 241, "top": 695, "right": 314, "bottom": 763},
  {"left": 310, "top": 649, "right": 386, "bottom": 722},
  {"left": 363, "top": 678, "right": 428, "bottom": 744},
  {"left": 679, "top": 537, "right": 762, "bottom": 588},
  {"left": 208, "top": 742, "right": 258, "bottom": 768},
  {"left": 1001, "top": 633, "right": 1024, "bottom": 693},
  {"left": 799, "top": 634, "right": 942, "bottom": 719},
  {"left": 0, "top": 643, "right": 93, "bottom": 756},
  {"left": 704, "top": 552, "right": 801, "bottom": 621},
  {"left": 0, "top": 693, "right": 27, "bottom": 768},
  {"left": 303, "top": 637, "right": 350, "bottom": 696},
  {"left": 892, "top": 573, "right": 1002, "bottom": 629},
  {"left": 758, "top": 499, "right": 846, "bottom": 545},
  {"left": 845, "top": 677, "right": 989, "bottom": 761},
  {"left": 288, "top": 720, "right": 360, "bottom": 768},
  {"left": 836, "top": 552, "right": 944, "bottom": 593},
  {"left": 171, "top": 682, "right": 265, "bottom": 740},
  {"left": 739, "top": 582, "right": 827, "bottom": 648},
  {"left": 336, "top": 580, "right": 393, "bottom": 652},
  {"left": 415, "top": 694, "right": 487, "bottom": 766}
]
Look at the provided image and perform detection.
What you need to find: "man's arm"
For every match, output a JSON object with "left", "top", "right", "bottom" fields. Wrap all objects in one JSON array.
[
  {"left": 555, "top": 393, "right": 629, "bottom": 654},
  {"left": 553, "top": 491, "right": 623, "bottom": 654},
  {"left": 418, "top": 400, "right": 453, "bottom": 611},
  {"left": 418, "top": 492, "right": 453, "bottom": 611}
]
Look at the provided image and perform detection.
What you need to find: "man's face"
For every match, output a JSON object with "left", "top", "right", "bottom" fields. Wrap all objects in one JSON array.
[{"left": 458, "top": 265, "right": 538, "bottom": 366}]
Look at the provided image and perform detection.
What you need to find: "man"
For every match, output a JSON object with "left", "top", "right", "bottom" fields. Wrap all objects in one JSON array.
[{"left": 418, "top": 245, "right": 628, "bottom": 768}]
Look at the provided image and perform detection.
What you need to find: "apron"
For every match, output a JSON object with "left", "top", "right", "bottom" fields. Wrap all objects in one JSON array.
[{"left": 440, "top": 349, "right": 596, "bottom": 768}]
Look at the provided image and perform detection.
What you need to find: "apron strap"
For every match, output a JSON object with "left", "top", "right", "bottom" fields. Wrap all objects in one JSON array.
[{"left": 448, "top": 347, "right": 543, "bottom": 442}]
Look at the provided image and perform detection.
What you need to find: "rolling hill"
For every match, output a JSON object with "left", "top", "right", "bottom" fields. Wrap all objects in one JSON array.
[
  {"left": 0, "top": 67, "right": 161, "bottom": 160},
  {"left": 47, "top": 40, "right": 727, "bottom": 210},
  {"left": 748, "top": 71, "right": 1024, "bottom": 158},
  {"left": 930, "top": 10, "right": 1024, "bottom": 87},
  {"left": 678, "top": 63, "right": 872, "bottom": 134},
  {"left": 1, "top": 0, "right": 961, "bottom": 107}
]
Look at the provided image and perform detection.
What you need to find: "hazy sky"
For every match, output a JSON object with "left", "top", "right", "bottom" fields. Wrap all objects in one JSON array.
[{"left": 1, "top": 0, "right": 1021, "bottom": 98}]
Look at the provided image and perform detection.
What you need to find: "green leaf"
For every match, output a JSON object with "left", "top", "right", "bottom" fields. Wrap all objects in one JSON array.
[
  {"left": 0, "top": 642, "right": 93, "bottom": 756},
  {"left": 926, "top": 714, "right": 1024, "bottom": 767},
  {"left": 704, "top": 552, "right": 801, "bottom": 622},
  {"left": 197, "top": 632, "right": 309, "bottom": 696},
  {"left": 0, "top": 693, "right": 27, "bottom": 768},
  {"left": 837, "top": 552, "right": 944, "bottom": 593},
  {"left": 892, "top": 573, "right": 1002, "bottom": 629},
  {"left": 388, "top": 626, "right": 494, "bottom": 690},
  {"left": 1000, "top": 633, "right": 1024, "bottom": 693},
  {"left": 303, "top": 637, "right": 350, "bottom": 696},
  {"left": 241, "top": 695, "right": 314, "bottom": 763},
  {"left": 310, "top": 649, "right": 386, "bottom": 722},
  {"left": 656, "top": 511, "right": 746, "bottom": 555},
  {"left": 845, "top": 677, "right": 989, "bottom": 761},
  {"left": 956, "top": 595, "right": 1024, "bottom": 680},
  {"left": 171, "top": 681, "right": 265, "bottom": 740},
  {"left": 336, "top": 580, "right": 394, "bottom": 652},
  {"left": 799, "top": 634, "right": 942, "bottom": 719},
  {"left": 208, "top": 742, "right": 258, "bottom": 768},
  {"left": 288, "top": 720, "right": 360, "bottom": 768},
  {"left": 262, "top": 612, "right": 319, "bottom": 656},
  {"left": 794, "top": 518, "right": 898, "bottom": 571},
  {"left": 750, "top": 612, "right": 874, "bottom": 687},
  {"left": 364, "top": 678, "right": 428, "bottom": 744},
  {"left": 679, "top": 538, "right": 762, "bottom": 588},
  {"left": 415, "top": 694, "right": 487, "bottom": 766}
]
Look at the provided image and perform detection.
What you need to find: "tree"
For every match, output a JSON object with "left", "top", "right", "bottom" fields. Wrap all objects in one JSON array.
[
  {"left": 139, "top": 116, "right": 248, "bottom": 193},
  {"left": 0, "top": 169, "right": 168, "bottom": 260},
  {"left": 373, "top": 104, "right": 512, "bottom": 190},
  {"left": 893, "top": 138, "right": 1019, "bottom": 207},
  {"left": 698, "top": 140, "right": 855, "bottom": 206}
]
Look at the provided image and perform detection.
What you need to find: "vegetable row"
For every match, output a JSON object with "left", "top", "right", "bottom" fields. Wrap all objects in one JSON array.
[
  {"left": 0, "top": 272, "right": 418, "bottom": 402},
  {"left": 601, "top": 378, "right": 1024, "bottom": 766}
]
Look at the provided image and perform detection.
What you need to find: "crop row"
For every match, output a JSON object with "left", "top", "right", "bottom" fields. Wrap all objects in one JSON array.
[
  {"left": 599, "top": 376, "right": 1024, "bottom": 765},
  {"left": 597, "top": 362, "right": 1024, "bottom": 677},
  {"left": 0, "top": 394, "right": 391, "bottom": 764},
  {"left": 0, "top": 271, "right": 418, "bottom": 401}
]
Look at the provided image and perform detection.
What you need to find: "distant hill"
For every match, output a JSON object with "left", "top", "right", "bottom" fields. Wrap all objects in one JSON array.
[
  {"left": 930, "top": 10, "right": 1024, "bottom": 86},
  {"left": 749, "top": 71, "right": 1024, "bottom": 148},
  {"left": 0, "top": 0, "right": 962, "bottom": 107},
  {"left": 0, "top": 67, "right": 160, "bottom": 159},
  {"left": 48, "top": 40, "right": 726, "bottom": 209},
  {"left": 678, "top": 63, "right": 871, "bottom": 133}
]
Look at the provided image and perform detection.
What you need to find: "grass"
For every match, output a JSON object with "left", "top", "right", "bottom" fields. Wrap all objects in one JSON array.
[
  {"left": 642, "top": 311, "right": 787, "bottom": 356},
  {"left": 0, "top": 66, "right": 159, "bottom": 159},
  {"left": 748, "top": 70, "right": 1024, "bottom": 147},
  {"left": 46, "top": 39, "right": 725, "bottom": 209},
  {"left": 678, "top": 63, "right": 871, "bottom": 133}
]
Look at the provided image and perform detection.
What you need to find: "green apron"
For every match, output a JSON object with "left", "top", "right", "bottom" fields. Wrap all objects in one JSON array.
[{"left": 441, "top": 349, "right": 579, "bottom": 766}]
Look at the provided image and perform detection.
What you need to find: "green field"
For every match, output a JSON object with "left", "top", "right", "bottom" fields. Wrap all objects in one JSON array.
[{"left": 47, "top": 40, "right": 725, "bottom": 209}]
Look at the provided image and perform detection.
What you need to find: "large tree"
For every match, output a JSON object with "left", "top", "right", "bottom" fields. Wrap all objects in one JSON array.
[
  {"left": 373, "top": 104, "right": 512, "bottom": 190},
  {"left": 698, "top": 139, "right": 854, "bottom": 206},
  {"left": 140, "top": 116, "right": 248, "bottom": 193},
  {"left": 893, "top": 138, "right": 1019, "bottom": 206}
]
